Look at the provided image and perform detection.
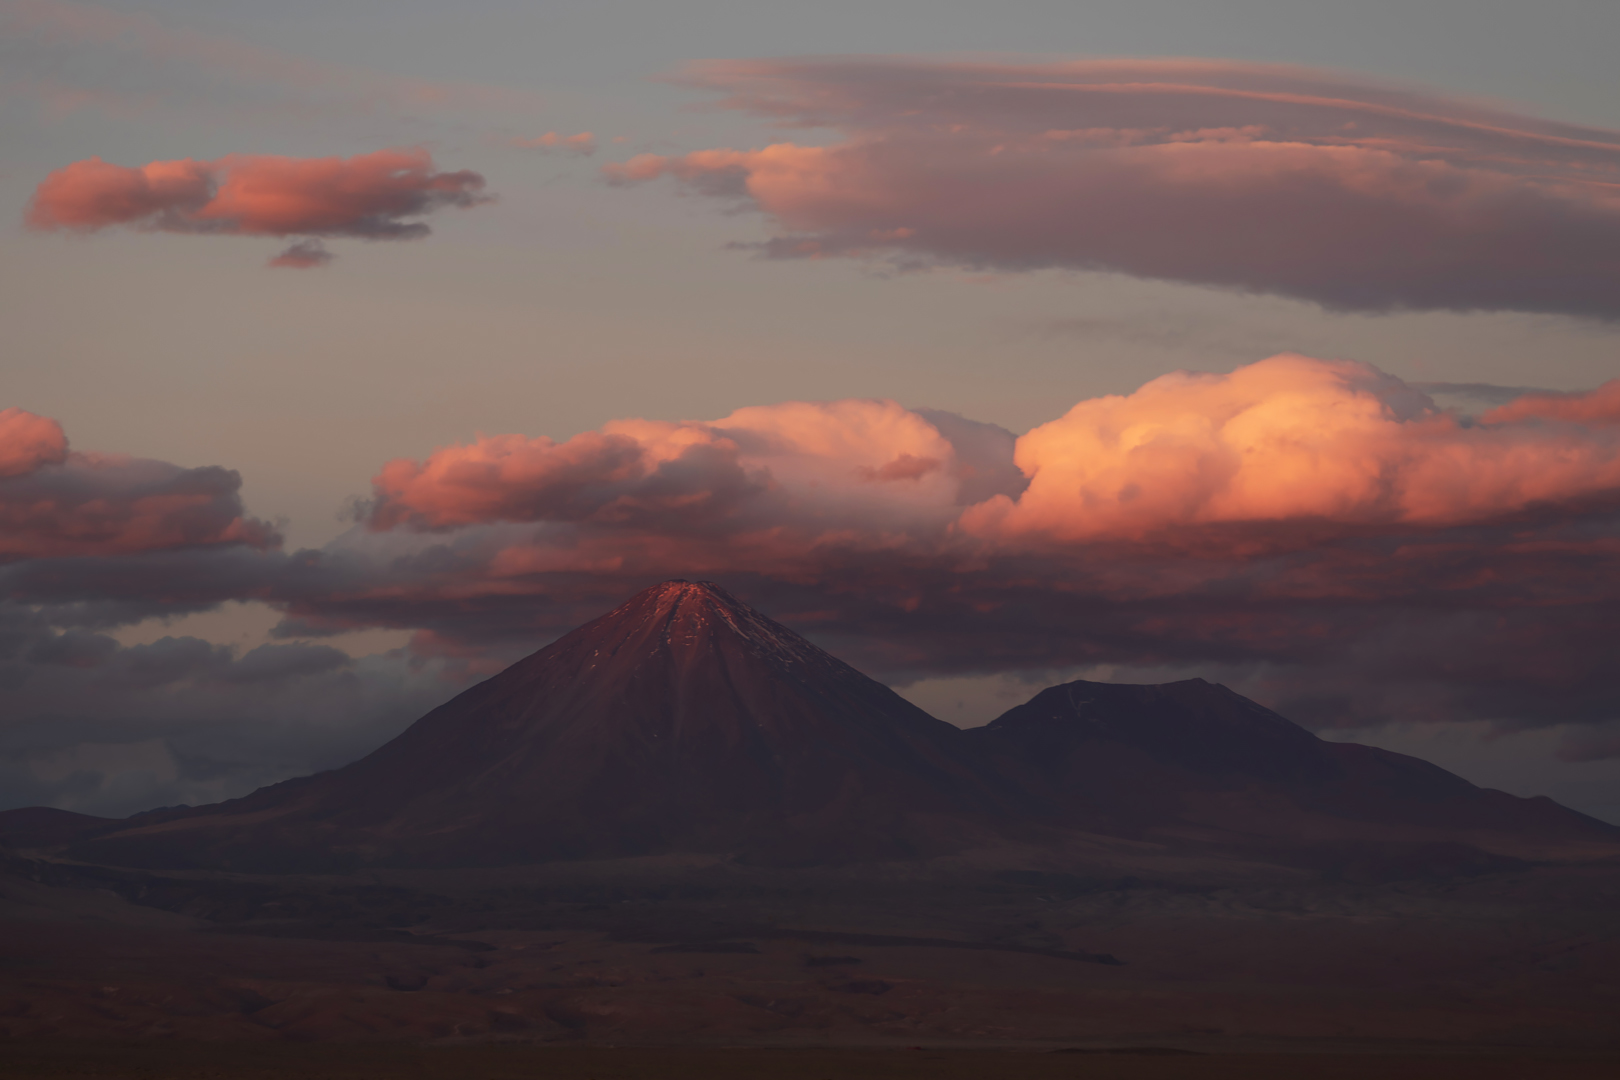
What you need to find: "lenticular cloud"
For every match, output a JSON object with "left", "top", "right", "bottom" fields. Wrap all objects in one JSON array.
[
  {"left": 27, "top": 147, "right": 488, "bottom": 265},
  {"left": 606, "top": 57, "right": 1620, "bottom": 319}
]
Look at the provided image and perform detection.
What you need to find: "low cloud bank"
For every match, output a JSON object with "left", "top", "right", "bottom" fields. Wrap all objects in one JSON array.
[
  {"left": 606, "top": 57, "right": 1620, "bottom": 319},
  {"left": 365, "top": 355, "right": 1620, "bottom": 549}
]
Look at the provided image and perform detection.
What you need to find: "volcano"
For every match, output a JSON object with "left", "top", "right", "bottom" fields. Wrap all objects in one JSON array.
[
  {"left": 70, "top": 581, "right": 1025, "bottom": 870},
  {"left": 48, "top": 581, "right": 1616, "bottom": 872}
]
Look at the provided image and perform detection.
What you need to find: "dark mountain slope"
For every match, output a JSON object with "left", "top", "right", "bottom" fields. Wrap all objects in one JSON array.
[
  {"left": 969, "top": 678, "right": 1617, "bottom": 846},
  {"left": 43, "top": 588, "right": 1617, "bottom": 873},
  {"left": 0, "top": 807, "right": 114, "bottom": 850},
  {"left": 73, "top": 582, "right": 1026, "bottom": 870}
]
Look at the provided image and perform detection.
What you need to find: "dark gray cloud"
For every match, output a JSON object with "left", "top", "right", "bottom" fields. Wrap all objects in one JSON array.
[{"left": 0, "top": 603, "right": 457, "bottom": 818}]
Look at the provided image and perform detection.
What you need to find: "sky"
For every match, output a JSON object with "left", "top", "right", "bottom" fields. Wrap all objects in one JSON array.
[{"left": 3, "top": 0, "right": 1620, "bottom": 823}]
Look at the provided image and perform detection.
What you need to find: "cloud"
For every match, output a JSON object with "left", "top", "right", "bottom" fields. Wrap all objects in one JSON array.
[
  {"left": 1411, "top": 382, "right": 1556, "bottom": 407},
  {"left": 0, "top": 612, "right": 454, "bottom": 817},
  {"left": 0, "top": 408, "right": 68, "bottom": 478},
  {"left": 0, "top": 410, "right": 279, "bottom": 562},
  {"left": 603, "top": 57, "right": 1620, "bottom": 319},
  {"left": 513, "top": 131, "right": 597, "bottom": 155},
  {"left": 366, "top": 397, "right": 1011, "bottom": 539},
  {"left": 1482, "top": 379, "right": 1620, "bottom": 425},
  {"left": 366, "top": 356, "right": 1620, "bottom": 554},
  {"left": 26, "top": 148, "right": 489, "bottom": 256},
  {"left": 267, "top": 238, "right": 333, "bottom": 269},
  {"left": 962, "top": 354, "right": 1620, "bottom": 544}
]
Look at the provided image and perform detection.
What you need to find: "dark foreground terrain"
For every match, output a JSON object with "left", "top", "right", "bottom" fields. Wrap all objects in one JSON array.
[
  {"left": 5, "top": 840, "right": 1620, "bottom": 1060},
  {"left": 4, "top": 1041, "right": 1620, "bottom": 1080}
]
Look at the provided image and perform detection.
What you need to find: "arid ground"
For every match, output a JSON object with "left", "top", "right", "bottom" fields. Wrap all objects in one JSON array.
[{"left": 6, "top": 840, "right": 1619, "bottom": 1072}]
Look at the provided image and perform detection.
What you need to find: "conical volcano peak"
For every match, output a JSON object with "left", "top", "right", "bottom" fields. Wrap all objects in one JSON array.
[
  {"left": 644, "top": 578, "right": 740, "bottom": 612},
  {"left": 597, "top": 579, "right": 831, "bottom": 671},
  {"left": 608, "top": 579, "right": 740, "bottom": 619}
]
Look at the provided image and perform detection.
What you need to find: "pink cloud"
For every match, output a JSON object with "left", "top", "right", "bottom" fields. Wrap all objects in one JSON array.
[
  {"left": 1483, "top": 380, "right": 1620, "bottom": 426},
  {"left": 368, "top": 398, "right": 993, "bottom": 542},
  {"left": 0, "top": 408, "right": 69, "bottom": 478},
  {"left": 0, "top": 410, "right": 278, "bottom": 561},
  {"left": 962, "top": 354, "right": 1620, "bottom": 545},
  {"left": 26, "top": 148, "right": 489, "bottom": 255},
  {"left": 604, "top": 58, "right": 1620, "bottom": 318},
  {"left": 367, "top": 357, "right": 1620, "bottom": 558}
]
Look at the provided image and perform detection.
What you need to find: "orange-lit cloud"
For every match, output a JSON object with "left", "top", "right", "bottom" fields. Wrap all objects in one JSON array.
[
  {"left": 0, "top": 408, "right": 69, "bottom": 478},
  {"left": 0, "top": 409, "right": 278, "bottom": 561},
  {"left": 605, "top": 57, "right": 1620, "bottom": 318},
  {"left": 26, "top": 148, "right": 488, "bottom": 261},
  {"left": 1482, "top": 380, "right": 1620, "bottom": 426},
  {"left": 964, "top": 354, "right": 1620, "bottom": 545},
  {"left": 368, "top": 357, "right": 1620, "bottom": 554},
  {"left": 368, "top": 398, "right": 1003, "bottom": 543}
]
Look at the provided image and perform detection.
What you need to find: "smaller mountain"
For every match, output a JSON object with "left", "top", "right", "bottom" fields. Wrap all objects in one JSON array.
[{"left": 970, "top": 678, "right": 1616, "bottom": 851}]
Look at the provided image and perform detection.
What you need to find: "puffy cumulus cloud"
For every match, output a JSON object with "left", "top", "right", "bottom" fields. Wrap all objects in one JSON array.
[
  {"left": 367, "top": 398, "right": 1019, "bottom": 543},
  {"left": 362, "top": 358, "right": 1620, "bottom": 563},
  {"left": 605, "top": 57, "right": 1620, "bottom": 319},
  {"left": 963, "top": 354, "right": 1620, "bottom": 545},
  {"left": 1483, "top": 379, "right": 1620, "bottom": 426},
  {"left": 0, "top": 409, "right": 279, "bottom": 562},
  {"left": 0, "top": 408, "right": 68, "bottom": 478},
  {"left": 26, "top": 148, "right": 488, "bottom": 260}
]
